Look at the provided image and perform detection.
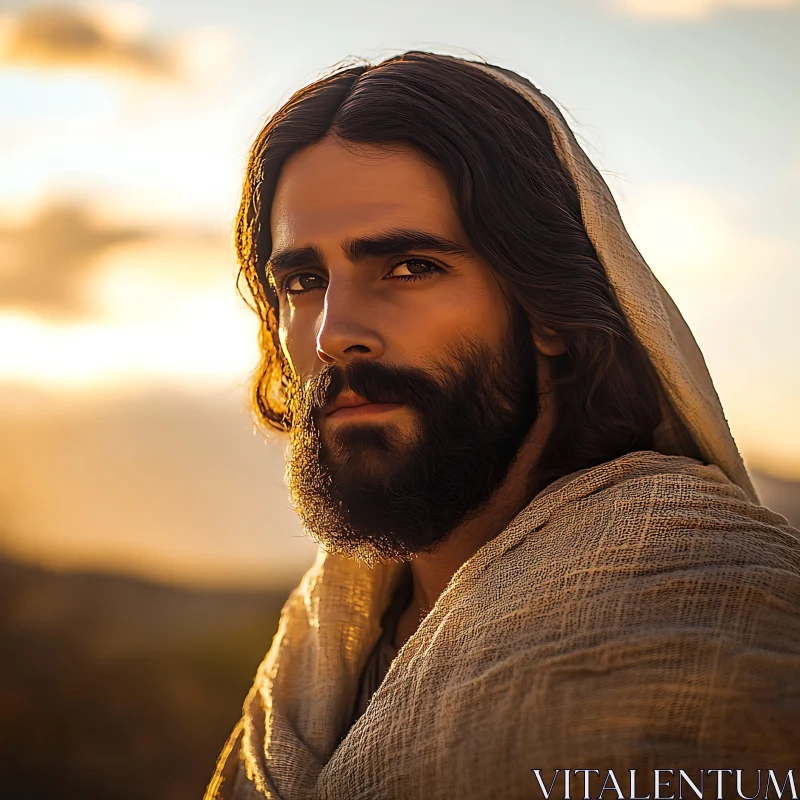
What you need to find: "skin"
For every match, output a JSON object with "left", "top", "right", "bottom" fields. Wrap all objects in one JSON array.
[{"left": 269, "top": 135, "right": 565, "bottom": 649}]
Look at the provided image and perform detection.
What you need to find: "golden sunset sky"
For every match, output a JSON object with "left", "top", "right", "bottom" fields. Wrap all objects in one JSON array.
[{"left": 0, "top": 0, "right": 797, "bottom": 587}]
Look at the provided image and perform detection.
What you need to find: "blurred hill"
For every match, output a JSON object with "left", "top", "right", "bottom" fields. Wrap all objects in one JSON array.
[
  {"left": 0, "top": 558, "right": 291, "bottom": 800},
  {"left": 0, "top": 385, "right": 318, "bottom": 588},
  {"left": 1, "top": 384, "right": 795, "bottom": 590},
  {"left": 751, "top": 470, "right": 800, "bottom": 528}
]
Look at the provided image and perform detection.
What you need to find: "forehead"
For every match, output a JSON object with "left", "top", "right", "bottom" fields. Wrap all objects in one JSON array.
[{"left": 270, "top": 137, "right": 462, "bottom": 248}]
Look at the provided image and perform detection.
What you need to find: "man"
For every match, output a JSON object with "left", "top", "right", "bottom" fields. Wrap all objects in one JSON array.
[{"left": 206, "top": 52, "right": 800, "bottom": 799}]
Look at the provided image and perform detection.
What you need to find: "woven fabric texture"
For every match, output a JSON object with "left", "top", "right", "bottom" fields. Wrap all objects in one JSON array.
[{"left": 205, "top": 61, "right": 799, "bottom": 799}]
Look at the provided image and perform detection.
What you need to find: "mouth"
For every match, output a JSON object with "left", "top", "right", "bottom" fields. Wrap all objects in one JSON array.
[{"left": 327, "top": 402, "right": 406, "bottom": 420}]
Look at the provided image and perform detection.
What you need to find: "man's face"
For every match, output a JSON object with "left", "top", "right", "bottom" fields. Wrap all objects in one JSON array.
[{"left": 269, "top": 136, "right": 545, "bottom": 563}]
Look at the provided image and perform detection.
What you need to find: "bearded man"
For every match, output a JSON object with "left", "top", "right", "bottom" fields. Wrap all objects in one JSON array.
[{"left": 206, "top": 52, "right": 800, "bottom": 800}]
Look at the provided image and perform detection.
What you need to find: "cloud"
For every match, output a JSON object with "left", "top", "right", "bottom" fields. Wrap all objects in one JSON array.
[
  {"left": 0, "top": 4, "right": 172, "bottom": 77},
  {"left": 604, "top": 0, "right": 797, "bottom": 20},
  {"left": 0, "top": 4, "right": 233, "bottom": 80},
  {"left": 0, "top": 201, "right": 256, "bottom": 390},
  {"left": 0, "top": 202, "right": 146, "bottom": 318},
  {"left": 0, "top": 199, "right": 240, "bottom": 318}
]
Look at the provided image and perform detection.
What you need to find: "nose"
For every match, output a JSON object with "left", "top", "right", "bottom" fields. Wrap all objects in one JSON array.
[{"left": 315, "top": 276, "right": 385, "bottom": 366}]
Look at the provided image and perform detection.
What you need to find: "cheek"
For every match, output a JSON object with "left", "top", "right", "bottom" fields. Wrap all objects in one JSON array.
[
  {"left": 420, "top": 280, "right": 508, "bottom": 346},
  {"left": 278, "top": 304, "right": 320, "bottom": 378}
]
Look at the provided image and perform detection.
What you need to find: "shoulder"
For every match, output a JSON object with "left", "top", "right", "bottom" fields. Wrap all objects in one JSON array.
[
  {"left": 569, "top": 454, "right": 800, "bottom": 585},
  {"left": 452, "top": 451, "right": 800, "bottom": 674},
  {"left": 512, "top": 452, "right": 800, "bottom": 585},
  {"left": 429, "top": 457, "right": 800, "bottom": 772},
  {"left": 541, "top": 450, "right": 793, "bottom": 536}
]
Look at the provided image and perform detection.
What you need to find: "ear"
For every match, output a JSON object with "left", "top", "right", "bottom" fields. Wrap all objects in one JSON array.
[{"left": 533, "top": 325, "right": 567, "bottom": 357}]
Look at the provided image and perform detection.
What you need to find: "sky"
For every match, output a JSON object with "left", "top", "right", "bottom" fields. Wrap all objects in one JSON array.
[{"left": 0, "top": 0, "right": 798, "bottom": 588}]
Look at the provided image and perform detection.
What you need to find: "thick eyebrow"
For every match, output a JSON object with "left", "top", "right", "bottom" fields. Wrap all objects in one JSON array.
[{"left": 265, "top": 228, "right": 472, "bottom": 287}]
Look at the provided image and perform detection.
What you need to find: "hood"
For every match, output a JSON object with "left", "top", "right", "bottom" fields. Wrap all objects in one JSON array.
[{"left": 467, "top": 59, "right": 758, "bottom": 503}]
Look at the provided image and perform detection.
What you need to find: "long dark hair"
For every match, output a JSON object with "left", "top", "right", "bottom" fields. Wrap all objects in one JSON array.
[{"left": 235, "top": 51, "right": 662, "bottom": 490}]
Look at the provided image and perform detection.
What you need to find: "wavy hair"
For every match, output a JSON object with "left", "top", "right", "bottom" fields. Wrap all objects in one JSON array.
[{"left": 235, "top": 51, "right": 662, "bottom": 490}]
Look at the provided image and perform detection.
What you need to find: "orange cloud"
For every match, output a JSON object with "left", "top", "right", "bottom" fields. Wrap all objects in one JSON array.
[
  {"left": 0, "top": 202, "right": 146, "bottom": 318},
  {"left": 0, "top": 4, "right": 176, "bottom": 77}
]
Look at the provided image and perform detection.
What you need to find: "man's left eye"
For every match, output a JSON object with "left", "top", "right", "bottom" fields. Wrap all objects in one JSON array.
[{"left": 387, "top": 258, "right": 440, "bottom": 278}]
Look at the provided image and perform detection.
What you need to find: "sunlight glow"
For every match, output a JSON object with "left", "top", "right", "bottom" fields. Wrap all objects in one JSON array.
[
  {"left": 614, "top": 183, "right": 784, "bottom": 290},
  {"left": 0, "top": 307, "right": 257, "bottom": 390}
]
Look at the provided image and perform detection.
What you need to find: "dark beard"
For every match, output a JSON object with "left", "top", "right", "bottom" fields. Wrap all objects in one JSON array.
[{"left": 285, "top": 304, "right": 541, "bottom": 565}]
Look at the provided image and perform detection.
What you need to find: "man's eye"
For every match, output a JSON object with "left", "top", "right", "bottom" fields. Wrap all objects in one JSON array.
[
  {"left": 386, "top": 258, "right": 442, "bottom": 279},
  {"left": 285, "top": 273, "right": 327, "bottom": 294}
]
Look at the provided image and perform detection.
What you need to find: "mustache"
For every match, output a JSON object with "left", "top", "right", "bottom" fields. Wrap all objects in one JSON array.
[{"left": 303, "top": 359, "right": 446, "bottom": 414}]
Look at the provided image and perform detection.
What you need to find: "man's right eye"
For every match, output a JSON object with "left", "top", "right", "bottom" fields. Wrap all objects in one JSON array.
[{"left": 284, "top": 273, "right": 328, "bottom": 295}]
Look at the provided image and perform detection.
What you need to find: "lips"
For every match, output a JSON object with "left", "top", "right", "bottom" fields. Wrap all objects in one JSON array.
[
  {"left": 328, "top": 403, "right": 406, "bottom": 420},
  {"left": 325, "top": 391, "right": 404, "bottom": 417}
]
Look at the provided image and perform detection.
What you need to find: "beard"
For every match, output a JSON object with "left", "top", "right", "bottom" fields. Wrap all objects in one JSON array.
[{"left": 285, "top": 303, "right": 541, "bottom": 565}]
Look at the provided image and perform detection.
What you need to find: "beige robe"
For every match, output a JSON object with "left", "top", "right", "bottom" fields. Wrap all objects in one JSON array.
[
  {"left": 205, "top": 56, "right": 800, "bottom": 799},
  {"left": 206, "top": 451, "right": 800, "bottom": 799}
]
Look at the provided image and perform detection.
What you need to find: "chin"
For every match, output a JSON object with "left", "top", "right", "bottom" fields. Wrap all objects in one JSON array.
[
  {"left": 331, "top": 454, "right": 406, "bottom": 489},
  {"left": 324, "top": 421, "right": 419, "bottom": 460}
]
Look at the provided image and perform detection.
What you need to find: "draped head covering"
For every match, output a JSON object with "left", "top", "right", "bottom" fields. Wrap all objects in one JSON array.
[
  {"left": 206, "top": 54, "right": 798, "bottom": 800},
  {"left": 472, "top": 58, "right": 756, "bottom": 502}
]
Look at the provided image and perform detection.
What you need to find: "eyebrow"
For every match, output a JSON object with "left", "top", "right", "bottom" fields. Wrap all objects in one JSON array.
[{"left": 265, "top": 228, "right": 472, "bottom": 287}]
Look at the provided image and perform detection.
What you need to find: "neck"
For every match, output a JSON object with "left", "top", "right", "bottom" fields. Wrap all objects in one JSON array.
[{"left": 399, "top": 354, "right": 557, "bottom": 635}]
